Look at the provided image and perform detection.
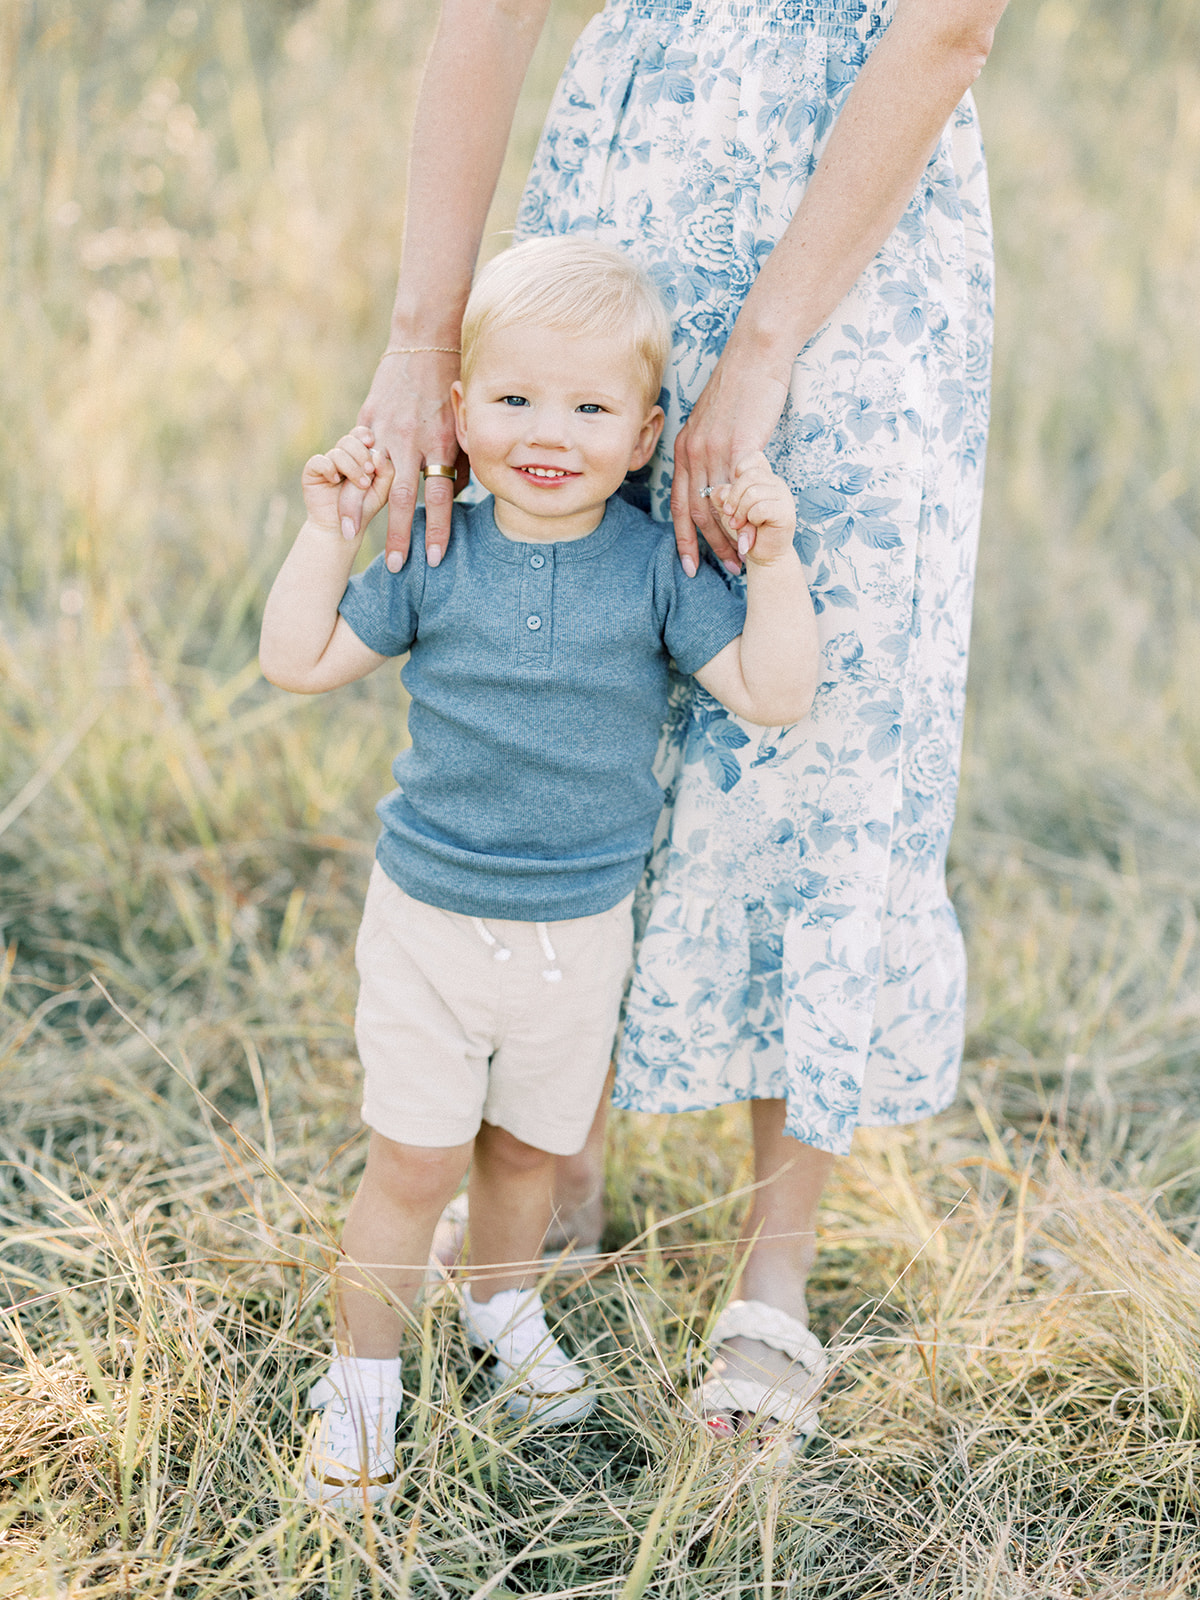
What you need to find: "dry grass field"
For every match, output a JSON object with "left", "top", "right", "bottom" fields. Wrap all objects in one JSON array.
[{"left": 2, "top": 1, "right": 1200, "bottom": 1594}]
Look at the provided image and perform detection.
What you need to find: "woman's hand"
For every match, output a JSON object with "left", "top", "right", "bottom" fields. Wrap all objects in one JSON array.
[
  {"left": 670, "top": 0, "right": 1008, "bottom": 579},
  {"left": 671, "top": 339, "right": 792, "bottom": 576},
  {"left": 339, "top": 349, "right": 469, "bottom": 572}
]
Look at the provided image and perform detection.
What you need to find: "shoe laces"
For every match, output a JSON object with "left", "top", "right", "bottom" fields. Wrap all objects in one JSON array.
[
  {"left": 310, "top": 1377, "right": 400, "bottom": 1478},
  {"left": 498, "top": 1304, "right": 563, "bottom": 1371}
]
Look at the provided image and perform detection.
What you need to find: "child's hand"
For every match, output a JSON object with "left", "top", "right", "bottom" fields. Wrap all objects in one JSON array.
[
  {"left": 711, "top": 452, "right": 797, "bottom": 566},
  {"left": 302, "top": 426, "right": 395, "bottom": 541}
]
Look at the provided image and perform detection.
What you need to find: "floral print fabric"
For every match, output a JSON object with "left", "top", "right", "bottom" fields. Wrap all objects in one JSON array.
[{"left": 517, "top": 0, "right": 993, "bottom": 1155}]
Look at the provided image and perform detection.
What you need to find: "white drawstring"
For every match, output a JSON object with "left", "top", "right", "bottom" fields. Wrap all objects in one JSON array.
[
  {"left": 536, "top": 922, "right": 562, "bottom": 983},
  {"left": 471, "top": 917, "right": 561, "bottom": 982},
  {"left": 472, "top": 918, "right": 511, "bottom": 961}
]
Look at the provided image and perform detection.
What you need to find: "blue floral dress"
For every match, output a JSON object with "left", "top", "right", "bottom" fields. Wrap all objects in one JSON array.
[{"left": 517, "top": 0, "right": 993, "bottom": 1156}]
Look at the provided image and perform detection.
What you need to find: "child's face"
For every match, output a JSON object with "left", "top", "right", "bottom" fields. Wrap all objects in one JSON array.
[{"left": 451, "top": 321, "right": 664, "bottom": 543}]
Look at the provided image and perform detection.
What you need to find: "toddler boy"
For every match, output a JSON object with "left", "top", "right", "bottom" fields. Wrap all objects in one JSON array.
[{"left": 259, "top": 237, "right": 818, "bottom": 1506}]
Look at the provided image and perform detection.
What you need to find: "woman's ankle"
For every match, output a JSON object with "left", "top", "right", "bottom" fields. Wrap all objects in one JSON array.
[{"left": 734, "top": 1260, "right": 814, "bottom": 1326}]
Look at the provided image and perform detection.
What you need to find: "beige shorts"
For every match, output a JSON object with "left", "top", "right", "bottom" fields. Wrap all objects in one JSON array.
[{"left": 354, "top": 863, "right": 635, "bottom": 1156}]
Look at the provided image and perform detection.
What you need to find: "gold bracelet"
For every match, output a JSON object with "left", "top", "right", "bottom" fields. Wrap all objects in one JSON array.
[{"left": 380, "top": 345, "right": 461, "bottom": 358}]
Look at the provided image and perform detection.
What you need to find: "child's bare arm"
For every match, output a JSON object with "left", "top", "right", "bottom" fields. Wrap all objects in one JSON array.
[
  {"left": 260, "top": 429, "right": 395, "bottom": 693},
  {"left": 692, "top": 454, "right": 818, "bottom": 726}
]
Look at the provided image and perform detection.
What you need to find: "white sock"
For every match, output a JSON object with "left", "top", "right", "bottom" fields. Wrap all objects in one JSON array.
[
  {"left": 327, "top": 1353, "right": 403, "bottom": 1405},
  {"left": 462, "top": 1285, "right": 541, "bottom": 1329}
]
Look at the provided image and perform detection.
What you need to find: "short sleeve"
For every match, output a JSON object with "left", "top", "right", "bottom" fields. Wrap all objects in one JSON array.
[
  {"left": 656, "top": 541, "right": 746, "bottom": 676},
  {"left": 337, "top": 515, "right": 429, "bottom": 657}
]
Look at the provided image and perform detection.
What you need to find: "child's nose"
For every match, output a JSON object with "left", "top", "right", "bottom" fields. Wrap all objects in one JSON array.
[{"left": 524, "top": 407, "right": 572, "bottom": 447}]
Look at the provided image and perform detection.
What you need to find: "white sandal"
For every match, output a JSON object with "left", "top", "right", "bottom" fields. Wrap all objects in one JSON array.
[{"left": 694, "top": 1298, "right": 827, "bottom": 1448}]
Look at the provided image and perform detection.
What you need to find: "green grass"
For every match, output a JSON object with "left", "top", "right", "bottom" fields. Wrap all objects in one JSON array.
[{"left": 3, "top": 0, "right": 1200, "bottom": 1593}]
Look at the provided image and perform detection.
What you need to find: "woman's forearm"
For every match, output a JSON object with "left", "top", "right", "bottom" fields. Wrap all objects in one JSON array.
[
  {"left": 730, "top": 0, "right": 1008, "bottom": 370},
  {"left": 389, "top": 0, "right": 553, "bottom": 344},
  {"left": 352, "top": 0, "right": 552, "bottom": 563}
]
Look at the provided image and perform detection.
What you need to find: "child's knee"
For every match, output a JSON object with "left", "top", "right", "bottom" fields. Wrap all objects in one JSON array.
[
  {"left": 363, "top": 1130, "right": 470, "bottom": 1210},
  {"left": 475, "top": 1121, "right": 556, "bottom": 1176}
]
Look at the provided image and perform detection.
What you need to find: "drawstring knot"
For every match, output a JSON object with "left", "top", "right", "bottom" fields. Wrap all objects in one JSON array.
[
  {"left": 471, "top": 918, "right": 511, "bottom": 962},
  {"left": 470, "top": 917, "right": 562, "bottom": 983},
  {"left": 535, "top": 922, "right": 562, "bottom": 983}
]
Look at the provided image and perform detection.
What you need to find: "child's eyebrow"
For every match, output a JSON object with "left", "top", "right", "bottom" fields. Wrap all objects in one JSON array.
[
  {"left": 568, "top": 388, "right": 625, "bottom": 406},
  {"left": 485, "top": 378, "right": 629, "bottom": 407}
]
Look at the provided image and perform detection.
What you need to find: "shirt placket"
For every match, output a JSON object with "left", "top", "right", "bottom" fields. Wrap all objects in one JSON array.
[{"left": 516, "top": 546, "right": 554, "bottom": 666}]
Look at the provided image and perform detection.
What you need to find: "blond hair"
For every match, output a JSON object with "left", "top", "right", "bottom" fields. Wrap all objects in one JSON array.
[{"left": 461, "top": 237, "right": 672, "bottom": 405}]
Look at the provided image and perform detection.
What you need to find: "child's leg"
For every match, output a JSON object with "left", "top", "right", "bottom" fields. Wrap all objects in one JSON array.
[
  {"left": 336, "top": 1129, "right": 474, "bottom": 1357},
  {"left": 459, "top": 1120, "right": 595, "bottom": 1424},
  {"left": 449, "top": 901, "right": 632, "bottom": 1423},
  {"left": 478, "top": 898, "right": 635, "bottom": 1266},
  {"left": 308, "top": 1131, "right": 471, "bottom": 1504},
  {"left": 465, "top": 1120, "right": 558, "bottom": 1300},
  {"left": 430, "top": 1084, "right": 610, "bottom": 1271},
  {"left": 546, "top": 1066, "right": 611, "bottom": 1251}
]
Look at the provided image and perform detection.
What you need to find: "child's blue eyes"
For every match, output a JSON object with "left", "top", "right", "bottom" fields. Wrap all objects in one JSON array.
[{"left": 497, "top": 397, "right": 606, "bottom": 413}]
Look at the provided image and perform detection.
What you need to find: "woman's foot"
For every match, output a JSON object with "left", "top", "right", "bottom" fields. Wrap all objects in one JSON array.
[
  {"left": 428, "top": 1190, "right": 470, "bottom": 1273},
  {"left": 696, "top": 1299, "right": 826, "bottom": 1447}
]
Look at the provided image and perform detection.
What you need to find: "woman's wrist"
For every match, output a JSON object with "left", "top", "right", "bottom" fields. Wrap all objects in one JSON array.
[
  {"left": 729, "top": 268, "right": 823, "bottom": 376},
  {"left": 388, "top": 292, "right": 468, "bottom": 351},
  {"left": 722, "top": 311, "right": 800, "bottom": 393}
]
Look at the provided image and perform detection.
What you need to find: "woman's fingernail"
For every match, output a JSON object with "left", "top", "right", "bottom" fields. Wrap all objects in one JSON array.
[
  {"left": 341, "top": 517, "right": 356, "bottom": 540},
  {"left": 738, "top": 533, "right": 750, "bottom": 556},
  {"left": 681, "top": 555, "right": 698, "bottom": 578},
  {"left": 723, "top": 559, "right": 741, "bottom": 577},
  {"left": 426, "top": 545, "right": 442, "bottom": 569},
  {"left": 386, "top": 551, "right": 403, "bottom": 572}
]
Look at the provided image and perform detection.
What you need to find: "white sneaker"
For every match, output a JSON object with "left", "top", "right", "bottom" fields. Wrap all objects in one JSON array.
[
  {"left": 460, "top": 1286, "right": 595, "bottom": 1425},
  {"left": 304, "top": 1359, "right": 403, "bottom": 1508}
]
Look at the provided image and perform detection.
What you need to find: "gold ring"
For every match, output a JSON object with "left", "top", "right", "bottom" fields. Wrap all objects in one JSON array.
[{"left": 422, "top": 464, "right": 457, "bottom": 479}]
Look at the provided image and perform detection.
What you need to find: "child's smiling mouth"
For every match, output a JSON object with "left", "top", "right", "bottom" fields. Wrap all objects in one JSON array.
[{"left": 514, "top": 465, "right": 580, "bottom": 483}]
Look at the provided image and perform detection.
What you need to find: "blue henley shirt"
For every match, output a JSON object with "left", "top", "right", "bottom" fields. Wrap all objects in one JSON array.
[{"left": 337, "top": 493, "right": 746, "bottom": 921}]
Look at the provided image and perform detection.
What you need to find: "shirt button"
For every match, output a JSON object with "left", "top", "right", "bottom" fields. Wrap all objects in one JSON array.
[
  {"left": 529, "top": 553, "right": 545, "bottom": 569},
  {"left": 526, "top": 614, "right": 542, "bottom": 631}
]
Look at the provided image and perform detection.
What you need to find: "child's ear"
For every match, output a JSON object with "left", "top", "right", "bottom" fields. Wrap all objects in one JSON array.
[
  {"left": 450, "top": 380, "right": 468, "bottom": 451},
  {"left": 629, "top": 404, "right": 665, "bottom": 472}
]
